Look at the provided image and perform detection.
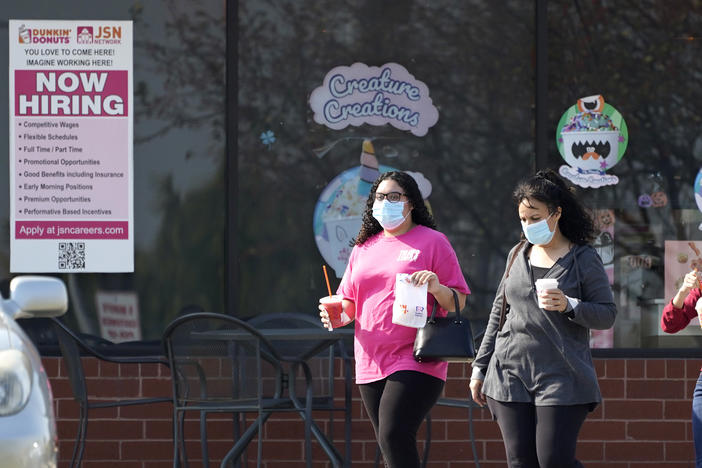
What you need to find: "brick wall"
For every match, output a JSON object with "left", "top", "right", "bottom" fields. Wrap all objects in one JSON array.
[{"left": 45, "top": 356, "right": 699, "bottom": 467}]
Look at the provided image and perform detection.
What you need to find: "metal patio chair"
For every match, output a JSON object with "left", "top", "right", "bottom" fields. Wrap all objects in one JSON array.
[
  {"left": 162, "top": 312, "right": 318, "bottom": 468},
  {"left": 249, "top": 312, "right": 353, "bottom": 466},
  {"left": 50, "top": 317, "right": 171, "bottom": 468}
]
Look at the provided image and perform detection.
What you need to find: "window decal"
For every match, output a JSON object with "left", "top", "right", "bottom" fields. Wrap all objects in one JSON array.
[
  {"left": 309, "top": 63, "right": 439, "bottom": 137},
  {"left": 312, "top": 139, "right": 432, "bottom": 277},
  {"left": 556, "top": 95, "right": 628, "bottom": 188}
]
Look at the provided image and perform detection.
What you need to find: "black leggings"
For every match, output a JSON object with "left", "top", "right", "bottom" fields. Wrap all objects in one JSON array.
[
  {"left": 487, "top": 397, "right": 590, "bottom": 468},
  {"left": 358, "top": 370, "right": 445, "bottom": 468}
]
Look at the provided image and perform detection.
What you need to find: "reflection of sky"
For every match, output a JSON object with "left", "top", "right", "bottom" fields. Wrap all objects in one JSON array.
[{"left": 0, "top": 0, "right": 222, "bottom": 253}]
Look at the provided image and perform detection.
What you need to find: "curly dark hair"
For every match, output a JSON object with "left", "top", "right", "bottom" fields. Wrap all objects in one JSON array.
[
  {"left": 512, "top": 169, "right": 596, "bottom": 245},
  {"left": 354, "top": 171, "right": 436, "bottom": 245}
]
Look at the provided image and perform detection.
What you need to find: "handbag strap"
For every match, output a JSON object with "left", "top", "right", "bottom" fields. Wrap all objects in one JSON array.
[
  {"left": 498, "top": 240, "right": 526, "bottom": 331},
  {"left": 428, "top": 288, "right": 461, "bottom": 324}
]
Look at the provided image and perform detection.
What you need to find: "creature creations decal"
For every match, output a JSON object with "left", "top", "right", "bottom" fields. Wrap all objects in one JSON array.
[
  {"left": 313, "top": 139, "right": 432, "bottom": 277},
  {"left": 309, "top": 63, "right": 439, "bottom": 137},
  {"left": 556, "top": 95, "right": 628, "bottom": 188}
]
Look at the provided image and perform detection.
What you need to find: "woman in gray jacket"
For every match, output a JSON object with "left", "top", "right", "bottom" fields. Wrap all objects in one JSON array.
[{"left": 470, "top": 169, "right": 616, "bottom": 468}]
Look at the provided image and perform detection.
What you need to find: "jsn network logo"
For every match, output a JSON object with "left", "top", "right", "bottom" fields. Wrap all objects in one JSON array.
[
  {"left": 18, "top": 24, "right": 70, "bottom": 45},
  {"left": 77, "top": 25, "right": 122, "bottom": 45}
]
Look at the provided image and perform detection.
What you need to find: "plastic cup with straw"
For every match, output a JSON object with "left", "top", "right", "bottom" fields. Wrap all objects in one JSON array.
[{"left": 320, "top": 265, "right": 345, "bottom": 329}]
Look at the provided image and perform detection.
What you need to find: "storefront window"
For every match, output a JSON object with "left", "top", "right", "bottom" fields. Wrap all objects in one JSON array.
[
  {"left": 548, "top": 0, "right": 702, "bottom": 348},
  {"left": 237, "top": 1, "right": 535, "bottom": 332},
  {"left": 11, "top": 0, "right": 699, "bottom": 352},
  {"left": 0, "top": 0, "right": 225, "bottom": 342}
]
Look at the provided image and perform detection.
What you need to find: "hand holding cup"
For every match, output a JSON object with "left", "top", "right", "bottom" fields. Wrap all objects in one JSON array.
[
  {"left": 318, "top": 302, "right": 333, "bottom": 331},
  {"left": 319, "top": 295, "right": 347, "bottom": 330},
  {"left": 535, "top": 278, "right": 567, "bottom": 312}
]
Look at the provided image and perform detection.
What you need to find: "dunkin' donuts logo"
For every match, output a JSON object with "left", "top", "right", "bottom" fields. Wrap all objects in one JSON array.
[
  {"left": 77, "top": 25, "right": 122, "bottom": 44},
  {"left": 18, "top": 24, "right": 70, "bottom": 44},
  {"left": 18, "top": 24, "right": 30, "bottom": 44}
]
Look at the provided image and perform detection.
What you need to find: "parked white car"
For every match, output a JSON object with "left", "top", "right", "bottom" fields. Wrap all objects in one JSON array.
[{"left": 0, "top": 276, "right": 68, "bottom": 468}]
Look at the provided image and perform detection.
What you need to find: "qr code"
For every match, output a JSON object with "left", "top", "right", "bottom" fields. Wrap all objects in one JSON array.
[{"left": 58, "top": 242, "right": 86, "bottom": 269}]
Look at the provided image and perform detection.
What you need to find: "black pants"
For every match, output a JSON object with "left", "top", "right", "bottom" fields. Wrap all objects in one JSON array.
[
  {"left": 487, "top": 397, "right": 589, "bottom": 468},
  {"left": 358, "top": 370, "right": 444, "bottom": 468}
]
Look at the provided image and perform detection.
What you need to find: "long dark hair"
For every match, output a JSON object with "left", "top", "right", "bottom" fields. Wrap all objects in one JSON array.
[
  {"left": 512, "top": 169, "right": 596, "bottom": 245},
  {"left": 354, "top": 171, "right": 436, "bottom": 245}
]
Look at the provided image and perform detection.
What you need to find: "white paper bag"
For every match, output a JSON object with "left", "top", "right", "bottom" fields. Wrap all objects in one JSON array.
[{"left": 392, "top": 273, "right": 428, "bottom": 328}]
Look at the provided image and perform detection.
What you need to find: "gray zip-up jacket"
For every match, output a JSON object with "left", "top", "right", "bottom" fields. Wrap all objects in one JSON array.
[{"left": 472, "top": 242, "right": 616, "bottom": 407}]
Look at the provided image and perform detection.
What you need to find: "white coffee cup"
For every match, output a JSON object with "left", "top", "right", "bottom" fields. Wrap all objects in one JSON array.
[{"left": 535, "top": 278, "right": 559, "bottom": 308}]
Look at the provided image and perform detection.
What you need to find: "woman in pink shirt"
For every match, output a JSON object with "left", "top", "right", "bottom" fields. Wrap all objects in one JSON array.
[
  {"left": 319, "top": 171, "right": 470, "bottom": 468},
  {"left": 661, "top": 269, "right": 702, "bottom": 468}
]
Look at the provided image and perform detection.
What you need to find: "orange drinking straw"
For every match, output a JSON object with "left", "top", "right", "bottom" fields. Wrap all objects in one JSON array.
[{"left": 322, "top": 265, "right": 333, "bottom": 298}]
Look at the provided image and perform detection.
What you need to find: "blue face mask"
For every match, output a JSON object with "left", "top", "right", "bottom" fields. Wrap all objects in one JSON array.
[
  {"left": 522, "top": 213, "right": 555, "bottom": 245},
  {"left": 372, "top": 200, "right": 408, "bottom": 230}
]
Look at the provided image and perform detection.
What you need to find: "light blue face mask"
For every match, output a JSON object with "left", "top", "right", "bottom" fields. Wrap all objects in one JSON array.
[
  {"left": 522, "top": 213, "right": 555, "bottom": 245},
  {"left": 372, "top": 200, "right": 408, "bottom": 230}
]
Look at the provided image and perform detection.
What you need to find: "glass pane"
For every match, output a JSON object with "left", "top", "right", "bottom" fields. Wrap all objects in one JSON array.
[
  {"left": 0, "top": 0, "right": 225, "bottom": 343},
  {"left": 548, "top": 0, "right": 702, "bottom": 348},
  {"left": 238, "top": 0, "right": 535, "bottom": 330}
]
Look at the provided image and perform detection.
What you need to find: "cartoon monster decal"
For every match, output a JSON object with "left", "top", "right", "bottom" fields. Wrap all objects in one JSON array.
[{"left": 556, "top": 95, "right": 628, "bottom": 188}]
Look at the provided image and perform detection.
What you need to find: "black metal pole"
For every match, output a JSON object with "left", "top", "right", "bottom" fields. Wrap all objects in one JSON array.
[
  {"left": 535, "top": 0, "right": 548, "bottom": 171},
  {"left": 226, "top": 0, "right": 238, "bottom": 316}
]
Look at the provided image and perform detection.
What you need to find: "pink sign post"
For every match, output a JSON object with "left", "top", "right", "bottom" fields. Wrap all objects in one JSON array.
[{"left": 9, "top": 20, "right": 133, "bottom": 272}]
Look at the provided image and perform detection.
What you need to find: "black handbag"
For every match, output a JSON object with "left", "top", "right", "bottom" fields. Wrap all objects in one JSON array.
[{"left": 413, "top": 288, "right": 475, "bottom": 363}]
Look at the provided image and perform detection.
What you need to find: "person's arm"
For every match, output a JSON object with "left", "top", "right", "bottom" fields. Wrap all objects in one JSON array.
[
  {"left": 410, "top": 234, "right": 470, "bottom": 311},
  {"left": 341, "top": 299, "right": 356, "bottom": 321},
  {"left": 319, "top": 299, "right": 355, "bottom": 331},
  {"left": 661, "top": 270, "right": 700, "bottom": 333},
  {"left": 469, "top": 242, "right": 523, "bottom": 407},
  {"left": 319, "top": 246, "right": 357, "bottom": 330},
  {"left": 471, "top": 275, "right": 505, "bottom": 377},
  {"left": 471, "top": 242, "right": 523, "bottom": 379},
  {"left": 564, "top": 247, "right": 617, "bottom": 330},
  {"left": 468, "top": 270, "right": 508, "bottom": 407}
]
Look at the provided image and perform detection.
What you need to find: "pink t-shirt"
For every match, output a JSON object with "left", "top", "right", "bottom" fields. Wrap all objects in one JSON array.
[{"left": 338, "top": 225, "right": 470, "bottom": 384}]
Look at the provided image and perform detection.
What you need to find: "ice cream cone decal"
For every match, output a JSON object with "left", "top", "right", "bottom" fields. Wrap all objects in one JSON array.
[{"left": 358, "top": 139, "right": 379, "bottom": 194}]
